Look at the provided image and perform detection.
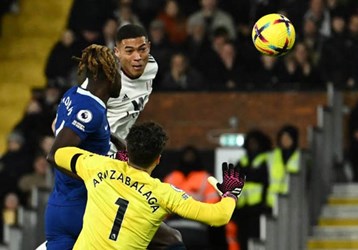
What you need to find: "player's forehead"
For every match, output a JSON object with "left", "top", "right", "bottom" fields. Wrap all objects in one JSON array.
[{"left": 117, "top": 36, "right": 147, "bottom": 49}]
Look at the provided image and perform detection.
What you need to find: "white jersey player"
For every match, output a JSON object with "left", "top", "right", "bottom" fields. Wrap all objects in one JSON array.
[
  {"left": 107, "top": 54, "right": 157, "bottom": 151},
  {"left": 111, "top": 24, "right": 184, "bottom": 250}
]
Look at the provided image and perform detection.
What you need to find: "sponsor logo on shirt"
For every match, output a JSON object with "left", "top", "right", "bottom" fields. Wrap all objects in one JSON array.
[
  {"left": 72, "top": 120, "right": 85, "bottom": 131},
  {"left": 122, "top": 94, "right": 129, "bottom": 101}
]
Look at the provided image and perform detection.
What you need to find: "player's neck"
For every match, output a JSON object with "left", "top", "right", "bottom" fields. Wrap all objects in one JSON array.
[
  {"left": 128, "top": 161, "right": 153, "bottom": 175},
  {"left": 87, "top": 82, "right": 110, "bottom": 104}
]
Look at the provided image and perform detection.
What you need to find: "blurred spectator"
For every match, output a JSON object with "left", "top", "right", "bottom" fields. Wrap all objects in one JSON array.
[
  {"left": 279, "top": 0, "right": 309, "bottom": 35},
  {"left": 303, "top": 0, "right": 332, "bottom": 38},
  {"left": 164, "top": 145, "right": 227, "bottom": 250},
  {"left": 281, "top": 42, "right": 323, "bottom": 90},
  {"left": 66, "top": 0, "right": 117, "bottom": 56},
  {"left": 67, "top": 0, "right": 116, "bottom": 36},
  {"left": 249, "top": 0, "right": 280, "bottom": 25},
  {"left": 253, "top": 55, "right": 286, "bottom": 90},
  {"left": 45, "top": 30, "right": 77, "bottom": 89},
  {"left": 131, "top": 0, "right": 165, "bottom": 29},
  {"left": 2, "top": 192, "right": 20, "bottom": 226},
  {"left": 319, "top": 13, "right": 351, "bottom": 90},
  {"left": 184, "top": 18, "right": 212, "bottom": 80},
  {"left": 187, "top": 0, "right": 236, "bottom": 40},
  {"left": 216, "top": 0, "right": 248, "bottom": 26},
  {"left": 212, "top": 41, "right": 246, "bottom": 91},
  {"left": 266, "top": 125, "right": 301, "bottom": 209},
  {"left": 234, "top": 129, "right": 272, "bottom": 250},
  {"left": 148, "top": 19, "right": 173, "bottom": 85},
  {"left": 347, "top": 14, "right": 358, "bottom": 89},
  {"left": 115, "top": 0, "right": 143, "bottom": 28},
  {"left": 13, "top": 88, "right": 55, "bottom": 153},
  {"left": 301, "top": 17, "right": 325, "bottom": 65},
  {"left": 0, "top": 132, "right": 33, "bottom": 204},
  {"left": 18, "top": 155, "right": 52, "bottom": 206},
  {"left": 159, "top": 52, "right": 204, "bottom": 91},
  {"left": 202, "top": 27, "right": 231, "bottom": 88},
  {"left": 156, "top": 0, "right": 187, "bottom": 47},
  {"left": 179, "top": 1, "right": 200, "bottom": 17},
  {"left": 102, "top": 18, "right": 118, "bottom": 50},
  {"left": 348, "top": 100, "right": 358, "bottom": 182},
  {"left": 326, "top": 0, "right": 349, "bottom": 18},
  {"left": 38, "top": 135, "right": 55, "bottom": 156}
]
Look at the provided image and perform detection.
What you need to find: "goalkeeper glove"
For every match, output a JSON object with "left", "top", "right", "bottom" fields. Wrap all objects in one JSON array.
[
  {"left": 208, "top": 162, "right": 245, "bottom": 201},
  {"left": 108, "top": 150, "right": 128, "bottom": 162}
]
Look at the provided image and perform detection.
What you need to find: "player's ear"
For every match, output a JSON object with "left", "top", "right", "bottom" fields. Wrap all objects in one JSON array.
[
  {"left": 147, "top": 41, "right": 151, "bottom": 53},
  {"left": 155, "top": 155, "right": 161, "bottom": 165},
  {"left": 114, "top": 46, "right": 120, "bottom": 58}
]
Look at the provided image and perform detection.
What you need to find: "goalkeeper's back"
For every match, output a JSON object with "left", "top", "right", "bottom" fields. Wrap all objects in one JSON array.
[{"left": 53, "top": 121, "right": 239, "bottom": 249}]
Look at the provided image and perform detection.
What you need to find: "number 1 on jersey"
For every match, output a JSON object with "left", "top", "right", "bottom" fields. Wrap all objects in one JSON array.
[{"left": 109, "top": 197, "right": 129, "bottom": 241}]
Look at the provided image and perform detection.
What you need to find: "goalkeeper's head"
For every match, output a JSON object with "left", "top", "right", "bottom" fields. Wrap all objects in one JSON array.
[{"left": 125, "top": 121, "right": 168, "bottom": 172}]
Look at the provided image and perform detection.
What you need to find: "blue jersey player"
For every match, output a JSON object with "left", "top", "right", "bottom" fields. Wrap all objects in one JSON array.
[{"left": 44, "top": 44, "right": 121, "bottom": 250}]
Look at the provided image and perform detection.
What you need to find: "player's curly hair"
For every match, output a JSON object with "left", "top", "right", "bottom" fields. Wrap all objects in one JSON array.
[
  {"left": 76, "top": 44, "right": 118, "bottom": 84},
  {"left": 126, "top": 121, "right": 168, "bottom": 168}
]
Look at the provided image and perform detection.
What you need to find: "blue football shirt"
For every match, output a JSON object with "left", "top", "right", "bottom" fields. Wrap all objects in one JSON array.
[{"left": 48, "top": 86, "right": 110, "bottom": 206}]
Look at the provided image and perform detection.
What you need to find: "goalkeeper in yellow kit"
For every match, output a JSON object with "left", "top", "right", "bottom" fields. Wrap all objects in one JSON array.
[{"left": 53, "top": 121, "right": 245, "bottom": 249}]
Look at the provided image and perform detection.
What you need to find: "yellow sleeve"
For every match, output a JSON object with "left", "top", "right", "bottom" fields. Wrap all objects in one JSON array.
[
  {"left": 54, "top": 147, "right": 89, "bottom": 173},
  {"left": 54, "top": 146, "right": 113, "bottom": 181},
  {"left": 162, "top": 184, "right": 236, "bottom": 227}
]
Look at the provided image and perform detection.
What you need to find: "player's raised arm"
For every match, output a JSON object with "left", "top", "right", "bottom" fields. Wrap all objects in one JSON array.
[{"left": 167, "top": 163, "right": 245, "bottom": 226}]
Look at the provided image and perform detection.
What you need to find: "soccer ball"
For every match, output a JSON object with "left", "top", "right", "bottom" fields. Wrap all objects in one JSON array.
[{"left": 252, "top": 13, "right": 296, "bottom": 57}]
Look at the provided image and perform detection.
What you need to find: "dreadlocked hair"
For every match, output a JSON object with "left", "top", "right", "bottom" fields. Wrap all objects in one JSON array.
[{"left": 77, "top": 44, "right": 117, "bottom": 84}]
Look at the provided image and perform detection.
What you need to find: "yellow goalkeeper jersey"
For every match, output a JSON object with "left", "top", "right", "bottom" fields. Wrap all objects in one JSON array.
[{"left": 54, "top": 147, "right": 235, "bottom": 250}]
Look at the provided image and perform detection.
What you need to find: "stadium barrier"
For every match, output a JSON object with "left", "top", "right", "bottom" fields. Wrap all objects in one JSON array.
[{"left": 249, "top": 87, "right": 343, "bottom": 250}]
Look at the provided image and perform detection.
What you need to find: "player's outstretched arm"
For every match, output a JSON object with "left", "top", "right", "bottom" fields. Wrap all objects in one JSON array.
[
  {"left": 169, "top": 163, "right": 245, "bottom": 227},
  {"left": 53, "top": 147, "right": 90, "bottom": 177}
]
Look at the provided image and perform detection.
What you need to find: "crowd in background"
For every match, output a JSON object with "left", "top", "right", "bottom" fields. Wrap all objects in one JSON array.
[
  {"left": 43, "top": 0, "right": 358, "bottom": 92},
  {"left": 1, "top": 0, "right": 358, "bottom": 248}
]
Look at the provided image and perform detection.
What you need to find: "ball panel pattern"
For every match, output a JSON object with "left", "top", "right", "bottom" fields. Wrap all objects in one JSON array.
[{"left": 252, "top": 13, "right": 296, "bottom": 56}]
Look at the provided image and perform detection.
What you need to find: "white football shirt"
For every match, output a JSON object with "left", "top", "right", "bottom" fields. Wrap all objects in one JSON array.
[
  {"left": 81, "top": 55, "right": 158, "bottom": 153},
  {"left": 107, "top": 55, "right": 158, "bottom": 152}
]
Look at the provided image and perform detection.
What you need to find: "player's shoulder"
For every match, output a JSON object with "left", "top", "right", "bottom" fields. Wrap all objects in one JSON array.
[
  {"left": 72, "top": 87, "right": 106, "bottom": 110},
  {"left": 148, "top": 54, "right": 156, "bottom": 64},
  {"left": 63, "top": 87, "right": 106, "bottom": 123},
  {"left": 153, "top": 179, "right": 183, "bottom": 194}
]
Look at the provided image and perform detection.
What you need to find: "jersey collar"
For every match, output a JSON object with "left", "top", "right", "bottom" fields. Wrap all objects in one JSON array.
[{"left": 77, "top": 83, "right": 106, "bottom": 109}]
